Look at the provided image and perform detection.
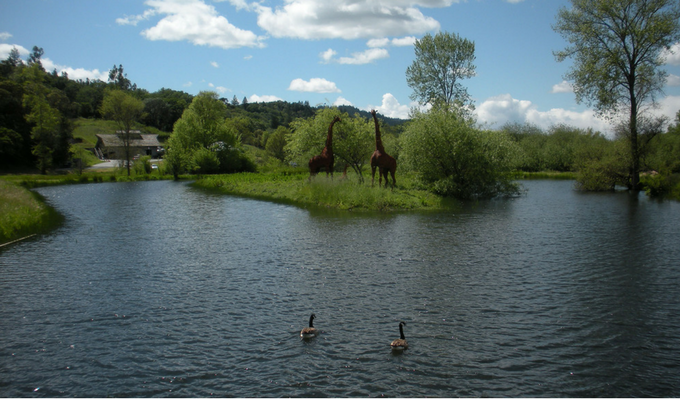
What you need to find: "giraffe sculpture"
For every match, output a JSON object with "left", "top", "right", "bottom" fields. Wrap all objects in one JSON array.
[
  {"left": 370, "top": 110, "right": 397, "bottom": 188},
  {"left": 309, "top": 116, "right": 341, "bottom": 179}
]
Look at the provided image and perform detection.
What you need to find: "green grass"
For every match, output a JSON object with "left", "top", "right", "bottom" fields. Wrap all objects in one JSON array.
[
  {"left": 194, "top": 171, "right": 448, "bottom": 211},
  {"left": 511, "top": 171, "right": 577, "bottom": 180},
  {"left": 72, "top": 118, "right": 122, "bottom": 147},
  {"left": 0, "top": 169, "right": 194, "bottom": 244},
  {"left": 0, "top": 180, "right": 63, "bottom": 245}
]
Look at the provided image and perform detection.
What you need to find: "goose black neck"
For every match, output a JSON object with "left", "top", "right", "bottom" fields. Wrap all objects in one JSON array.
[
  {"left": 309, "top": 314, "right": 315, "bottom": 328},
  {"left": 399, "top": 322, "right": 405, "bottom": 340}
]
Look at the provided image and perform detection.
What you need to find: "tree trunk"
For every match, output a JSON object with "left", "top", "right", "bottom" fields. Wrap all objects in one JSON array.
[{"left": 629, "top": 90, "right": 640, "bottom": 191}]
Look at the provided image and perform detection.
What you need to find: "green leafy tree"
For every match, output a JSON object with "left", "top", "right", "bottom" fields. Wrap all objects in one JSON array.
[
  {"left": 406, "top": 31, "right": 476, "bottom": 110},
  {"left": 0, "top": 79, "right": 32, "bottom": 168},
  {"left": 142, "top": 98, "right": 172, "bottom": 131},
  {"left": 553, "top": 0, "right": 680, "bottom": 190},
  {"left": 108, "top": 64, "right": 136, "bottom": 91},
  {"left": 21, "top": 64, "right": 61, "bottom": 173},
  {"left": 401, "top": 107, "right": 520, "bottom": 199},
  {"left": 100, "top": 89, "right": 145, "bottom": 176},
  {"left": 644, "top": 110, "right": 680, "bottom": 172},
  {"left": 332, "top": 113, "right": 374, "bottom": 181},
  {"left": 166, "top": 91, "right": 251, "bottom": 177},
  {"left": 265, "top": 125, "right": 289, "bottom": 161},
  {"left": 285, "top": 108, "right": 374, "bottom": 180},
  {"left": 0, "top": 47, "right": 23, "bottom": 78},
  {"left": 574, "top": 136, "right": 629, "bottom": 191},
  {"left": 27, "top": 46, "right": 44, "bottom": 70}
]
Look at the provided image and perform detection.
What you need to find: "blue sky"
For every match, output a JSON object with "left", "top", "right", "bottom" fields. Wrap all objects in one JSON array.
[{"left": 2, "top": 0, "right": 680, "bottom": 134}]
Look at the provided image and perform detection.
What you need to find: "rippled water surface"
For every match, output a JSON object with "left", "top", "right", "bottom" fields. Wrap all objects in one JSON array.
[{"left": 1, "top": 180, "right": 680, "bottom": 397}]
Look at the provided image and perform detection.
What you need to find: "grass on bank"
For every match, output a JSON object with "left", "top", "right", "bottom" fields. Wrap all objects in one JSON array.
[
  {"left": 0, "top": 180, "right": 63, "bottom": 245},
  {"left": 194, "top": 171, "right": 448, "bottom": 211},
  {"left": 0, "top": 167, "right": 193, "bottom": 245}
]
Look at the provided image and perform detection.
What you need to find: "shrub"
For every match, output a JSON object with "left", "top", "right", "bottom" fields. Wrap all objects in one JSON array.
[
  {"left": 401, "top": 108, "right": 520, "bottom": 199},
  {"left": 193, "top": 147, "right": 220, "bottom": 175},
  {"left": 573, "top": 136, "right": 628, "bottom": 191}
]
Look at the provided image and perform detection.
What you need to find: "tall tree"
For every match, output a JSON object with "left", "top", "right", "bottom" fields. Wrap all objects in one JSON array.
[
  {"left": 100, "top": 89, "right": 144, "bottom": 176},
  {"left": 21, "top": 64, "right": 60, "bottom": 173},
  {"left": 0, "top": 47, "right": 23, "bottom": 78},
  {"left": 27, "top": 46, "right": 44, "bottom": 71},
  {"left": 406, "top": 32, "right": 476, "bottom": 110},
  {"left": 166, "top": 91, "right": 249, "bottom": 177},
  {"left": 285, "top": 108, "right": 374, "bottom": 180},
  {"left": 108, "top": 64, "right": 136, "bottom": 91},
  {"left": 553, "top": 0, "right": 680, "bottom": 190}
]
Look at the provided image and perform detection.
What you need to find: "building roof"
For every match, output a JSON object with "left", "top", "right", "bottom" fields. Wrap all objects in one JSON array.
[{"left": 96, "top": 132, "right": 162, "bottom": 148}]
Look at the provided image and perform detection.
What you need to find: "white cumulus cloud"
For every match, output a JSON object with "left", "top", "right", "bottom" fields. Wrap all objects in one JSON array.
[
  {"left": 288, "top": 78, "right": 341, "bottom": 93},
  {"left": 367, "top": 38, "right": 390, "bottom": 48},
  {"left": 125, "top": 0, "right": 265, "bottom": 50},
  {"left": 214, "top": 0, "right": 253, "bottom": 11},
  {"left": 0, "top": 43, "right": 29, "bottom": 59},
  {"left": 475, "top": 93, "right": 611, "bottom": 133},
  {"left": 368, "top": 93, "right": 419, "bottom": 119},
  {"left": 391, "top": 36, "right": 417, "bottom": 46},
  {"left": 551, "top": 80, "right": 573, "bottom": 94},
  {"left": 337, "top": 48, "right": 389, "bottom": 65},
  {"left": 9, "top": 52, "right": 109, "bottom": 82},
  {"left": 211, "top": 61, "right": 219, "bottom": 68},
  {"left": 249, "top": 94, "right": 284, "bottom": 103},
  {"left": 116, "top": 9, "right": 158, "bottom": 26},
  {"left": 333, "top": 96, "right": 353, "bottom": 106},
  {"left": 652, "top": 95, "right": 680, "bottom": 122},
  {"left": 0, "top": 32, "right": 13, "bottom": 41},
  {"left": 319, "top": 48, "right": 337, "bottom": 64},
  {"left": 662, "top": 43, "right": 680, "bottom": 66},
  {"left": 667, "top": 74, "right": 680, "bottom": 87},
  {"left": 255, "top": 0, "right": 442, "bottom": 40}
]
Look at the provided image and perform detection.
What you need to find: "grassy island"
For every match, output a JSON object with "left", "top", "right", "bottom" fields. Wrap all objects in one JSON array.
[{"left": 193, "top": 172, "right": 449, "bottom": 211}]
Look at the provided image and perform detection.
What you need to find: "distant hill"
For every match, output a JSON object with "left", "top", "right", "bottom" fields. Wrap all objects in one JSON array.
[
  {"left": 336, "top": 105, "right": 409, "bottom": 126},
  {"left": 222, "top": 99, "right": 409, "bottom": 133}
]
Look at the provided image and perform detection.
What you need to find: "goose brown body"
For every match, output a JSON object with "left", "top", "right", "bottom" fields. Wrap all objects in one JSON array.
[
  {"left": 300, "top": 314, "right": 318, "bottom": 338},
  {"left": 390, "top": 321, "right": 408, "bottom": 350}
]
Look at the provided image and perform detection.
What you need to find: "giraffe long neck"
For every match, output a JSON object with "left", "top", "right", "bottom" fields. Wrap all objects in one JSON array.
[
  {"left": 325, "top": 119, "right": 337, "bottom": 151},
  {"left": 373, "top": 113, "right": 385, "bottom": 152}
]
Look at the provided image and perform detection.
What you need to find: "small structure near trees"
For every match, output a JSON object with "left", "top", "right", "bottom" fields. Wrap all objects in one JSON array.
[{"left": 95, "top": 131, "right": 163, "bottom": 160}]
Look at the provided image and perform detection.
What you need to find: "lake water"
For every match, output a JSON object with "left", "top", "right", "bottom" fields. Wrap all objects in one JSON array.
[{"left": 1, "top": 180, "right": 679, "bottom": 397}]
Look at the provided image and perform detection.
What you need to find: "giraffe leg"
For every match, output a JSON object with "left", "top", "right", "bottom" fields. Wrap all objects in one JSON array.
[
  {"left": 390, "top": 168, "right": 396, "bottom": 188},
  {"left": 371, "top": 165, "right": 377, "bottom": 186}
]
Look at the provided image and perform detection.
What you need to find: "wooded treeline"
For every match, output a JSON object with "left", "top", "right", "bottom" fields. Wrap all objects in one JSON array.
[
  {"left": 3, "top": 45, "right": 680, "bottom": 198},
  {"left": 0, "top": 45, "right": 407, "bottom": 171}
]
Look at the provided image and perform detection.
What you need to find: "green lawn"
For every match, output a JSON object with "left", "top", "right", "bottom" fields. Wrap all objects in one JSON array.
[
  {"left": 0, "top": 180, "right": 63, "bottom": 245},
  {"left": 194, "top": 171, "right": 450, "bottom": 211}
]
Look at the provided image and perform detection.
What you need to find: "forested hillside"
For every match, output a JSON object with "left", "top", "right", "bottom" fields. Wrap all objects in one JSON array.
[{"left": 0, "top": 45, "right": 407, "bottom": 172}]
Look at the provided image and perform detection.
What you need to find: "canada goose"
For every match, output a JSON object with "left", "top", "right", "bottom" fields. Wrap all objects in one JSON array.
[
  {"left": 390, "top": 321, "right": 408, "bottom": 350},
  {"left": 300, "top": 314, "right": 318, "bottom": 338}
]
